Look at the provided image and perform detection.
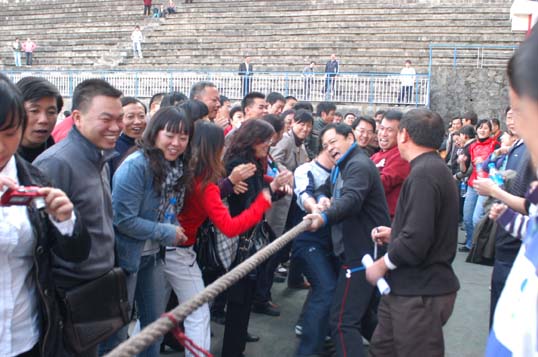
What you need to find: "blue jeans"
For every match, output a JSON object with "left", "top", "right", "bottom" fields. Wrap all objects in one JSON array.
[
  {"left": 100, "top": 253, "right": 166, "bottom": 357},
  {"left": 473, "top": 194, "right": 487, "bottom": 227},
  {"left": 293, "top": 244, "right": 339, "bottom": 356},
  {"left": 13, "top": 51, "right": 21, "bottom": 67},
  {"left": 463, "top": 185, "right": 479, "bottom": 248}
]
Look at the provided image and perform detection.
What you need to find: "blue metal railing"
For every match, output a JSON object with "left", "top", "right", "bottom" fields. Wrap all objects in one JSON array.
[
  {"left": 2, "top": 69, "right": 430, "bottom": 107},
  {"left": 428, "top": 43, "right": 518, "bottom": 70}
]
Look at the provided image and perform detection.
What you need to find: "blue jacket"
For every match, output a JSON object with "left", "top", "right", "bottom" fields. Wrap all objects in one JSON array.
[{"left": 112, "top": 150, "right": 177, "bottom": 273}]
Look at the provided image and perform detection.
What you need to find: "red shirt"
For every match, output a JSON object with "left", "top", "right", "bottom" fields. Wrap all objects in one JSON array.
[
  {"left": 51, "top": 115, "right": 74, "bottom": 143},
  {"left": 370, "top": 146, "right": 410, "bottom": 218},
  {"left": 468, "top": 137, "right": 498, "bottom": 187},
  {"left": 178, "top": 177, "right": 271, "bottom": 246}
]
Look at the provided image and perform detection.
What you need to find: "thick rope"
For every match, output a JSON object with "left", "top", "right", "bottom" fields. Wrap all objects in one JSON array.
[{"left": 106, "top": 218, "right": 312, "bottom": 357}]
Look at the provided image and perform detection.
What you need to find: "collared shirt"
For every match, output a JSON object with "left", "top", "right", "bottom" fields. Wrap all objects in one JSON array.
[{"left": 0, "top": 156, "right": 75, "bottom": 356}]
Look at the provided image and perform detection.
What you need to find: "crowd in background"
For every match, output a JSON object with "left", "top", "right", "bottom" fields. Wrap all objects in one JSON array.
[{"left": 1, "top": 26, "right": 538, "bottom": 357}]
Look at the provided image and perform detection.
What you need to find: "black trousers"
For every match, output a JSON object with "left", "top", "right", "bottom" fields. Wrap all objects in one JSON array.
[
  {"left": 221, "top": 277, "right": 256, "bottom": 357},
  {"left": 143, "top": 5, "right": 151, "bottom": 15},
  {"left": 330, "top": 262, "right": 379, "bottom": 357}
]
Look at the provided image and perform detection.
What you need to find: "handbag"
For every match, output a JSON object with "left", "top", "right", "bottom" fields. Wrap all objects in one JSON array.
[
  {"left": 194, "top": 219, "right": 225, "bottom": 274},
  {"left": 58, "top": 267, "right": 130, "bottom": 354},
  {"left": 235, "top": 220, "right": 275, "bottom": 265}
]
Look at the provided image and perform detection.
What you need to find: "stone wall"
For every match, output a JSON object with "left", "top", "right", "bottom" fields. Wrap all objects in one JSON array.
[{"left": 430, "top": 66, "right": 510, "bottom": 121}]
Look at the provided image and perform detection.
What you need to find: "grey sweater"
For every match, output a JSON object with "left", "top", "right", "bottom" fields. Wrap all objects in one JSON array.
[{"left": 34, "top": 127, "right": 118, "bottom": 288}]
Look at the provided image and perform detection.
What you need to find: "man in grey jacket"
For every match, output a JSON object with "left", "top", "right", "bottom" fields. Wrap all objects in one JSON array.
[{"left": 34, "top": 78, "right": 123, "bottom": 356}]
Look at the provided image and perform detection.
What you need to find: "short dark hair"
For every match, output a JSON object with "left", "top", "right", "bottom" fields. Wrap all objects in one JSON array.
[
  {"left": 316, "top": 101, "right": 337, "bottom": 116},
  {"left": 219, "top": 95, "right": 229, "bottom": 106},
  {"left": 490, "top": 118, "right": 501, "bottom": 128},
  {"left": 17, "top": 76, "right": 64, "bottom": 113},
  {"left": 374, "top": 110, "right": 386, "bottom": 118},
  {"left": 352, "top": 116, "right": 376, "bottom": 132},
  {"left": 294, "top": 109, "right": 314, "bottom": 125},
  {"left": 280, "top": 109, "right": 296, "bottom": 119},
  {"left": 383, "top": 110, "right": 403, "bottom": 122},
  {"left": 507, "top": 26, "right": 538, "bottom": 101},
  {"left": 294, "top": 101, "right": 314, "bottom": 113},
  {"left": 344, "top": 112, "right": 356, "bottom": 119},
  {"left": 476, "top": 118, "right": 492, "bottom": 131},
  {"left": 229, "top": 105, "right": 243, "bottom": 119},
  {"left": 399, "top": 109, "right": 445, "bottom": 149},
  {"left": 451, "top": 116, "right": 462, "bottom": 123},
  {"left": 121, "top": 96, "right": 147, "bottom": 113},
  {"left": 161, "top": 92, "right": 188, "bottom": 107},
  {"left": 334, "top": 112, "right": 343, "bottom": 118},
  {"left": 262, "top": 114, "right": 284, "bottom": 133},
  {"left": 72, "top": 79, "right": 122, "bottom": 113},
  {"left": 462, "top": 111, "right": 478, "bottom": 125},
  {"left": 459, "top": 125, "right": 476, "bottom": 139},
  {"left": 266, "top": 92, "right": 285, "bottom": 105},
  {"left": 241, "top": 91, "right": 265, "bottom": 111},
  {"left": 179, "top": 100, "right": 209, "bottom": 122},
  {"left": 189, "top": 81, "right": 217, "bottom": 100},
  {"left": 0, "top": 73, "right": 26, "bottom": 132},
  {"left": 285, "top": 95, "right": 297, "bottom": 102},
  {"left": 319, "top": 123, "right": 355, "bottom": 149},
  {"left": 149, "top": 92, "right": 165, "bottom": 109}
]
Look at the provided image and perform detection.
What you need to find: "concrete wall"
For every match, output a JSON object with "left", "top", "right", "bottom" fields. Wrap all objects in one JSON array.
[{"left": 430, "top": 66, "right": 510, "bottom": 121}]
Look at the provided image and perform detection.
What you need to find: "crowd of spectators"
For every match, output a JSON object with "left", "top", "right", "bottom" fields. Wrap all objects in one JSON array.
[{"left": 2, "top": 26, "right": 538, "bottom": 357}]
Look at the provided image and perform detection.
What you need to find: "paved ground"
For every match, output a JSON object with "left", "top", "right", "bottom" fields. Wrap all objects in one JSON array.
[{"left": 159, "top": 230, "right": 493, "bottom": 357}]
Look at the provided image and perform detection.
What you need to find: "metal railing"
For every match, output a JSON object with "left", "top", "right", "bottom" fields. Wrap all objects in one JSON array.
[
  {"left": 2, "top": 69, "right": 429, "bottom": 106},
  {"left": 428, "top": 44, "right": 518, "bottom": 70}
]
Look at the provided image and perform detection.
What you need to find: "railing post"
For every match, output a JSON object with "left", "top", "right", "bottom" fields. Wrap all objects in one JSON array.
[
  {"left": 135, "top": 71, "right": 140, "bottom": 97},
  {"left": 284, "top": 72, "right": 289, "bottom": 97},
  {"left": 453, "top": 47, "right": 457, "bottom": 69},
  {"left": 368, "top": 75, "right": 374, "bottom": 107}
]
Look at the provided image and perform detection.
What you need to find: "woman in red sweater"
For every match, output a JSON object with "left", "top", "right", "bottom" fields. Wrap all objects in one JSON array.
[{"left": 163, "top": 121, "right": 272, "bottom": 356}]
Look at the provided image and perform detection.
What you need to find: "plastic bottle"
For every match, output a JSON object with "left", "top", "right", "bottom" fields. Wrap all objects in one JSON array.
[
  {"left": 460, "top": 180, "right": 467, "bottom": 197},
  {"left": 488, "top": 163, "right": 504, "bottom": 187},
  {"left": 163, "top": 197, "right": 178, "bottom": 224}
]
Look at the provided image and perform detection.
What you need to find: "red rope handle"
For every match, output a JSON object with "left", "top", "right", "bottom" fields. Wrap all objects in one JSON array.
[{"left": 162, "top": 313, "right": 213, "bottom": 357}]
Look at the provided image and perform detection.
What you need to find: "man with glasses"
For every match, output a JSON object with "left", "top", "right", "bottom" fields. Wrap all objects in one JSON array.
[
  {"left": 371, "top": 110, "right": 410, "bottom": 219},
  {"left": 352, "top": 116, "right": 377, "bottom": 157}
]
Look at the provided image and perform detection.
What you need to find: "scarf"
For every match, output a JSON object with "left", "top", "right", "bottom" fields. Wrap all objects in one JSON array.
[{"left": 157, "top": 158, "right": 185, "bottom": 222}]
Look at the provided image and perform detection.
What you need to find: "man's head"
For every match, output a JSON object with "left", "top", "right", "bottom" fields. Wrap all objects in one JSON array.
[
  {"left": 507, "top": 27, "right": 538, "bottom": 166},
  {"left": 397, "top": 109, "right": 445, "bottom": 161},
  {"left": 294, "top": 101, "right": 314, "bottom": 113},
  {"left": 378, "top": 110, "right": 402, "bottom": 151},
  {"left": 343, "top": 112, "right": 356, "bottom": 126},
  {"left": 352, "top": 116, "right": 376, "bottom": 148},
  {"left": 71, "top": 79, "right": 123, "bottom": 150},
  {"left": 309, "top": 61, "right": 315, "bottom": 68},
  {"left": 245, "top": 56, "right": 251, "bottom": 64},
  {"left": 121, "top": 97, "right": 147, "bottom": 140},
  {"left": 320, "top": 123, "right": 355, "bottom": 162},
  {"left": 333, "top": 112, "right": 343, "bottom": 124},
  {"left": 404, "top": 59, "right": 412, "bottom": 68},
  {"left": 242, "top": 91, "right": 268, "bottom": 120},
  {"left": 450, "top": 116, "right": 462, "bottom": 132},
  {"left": 330, "top": 53, "right": 337, "bottom": 61},
  {"left": 148, "top": 92, "right": 165, "bottom": 118},
  {"left": 316, "top": 101, "right": 337, "bottom": 124},
  {"left": 505, "top": 106, "right": 517, "bottom": 135},
  {"left": 490, "top": 118, "right": 501, "bottom": 135},
  {"left": 283, "top": 96, "right": 297, "bottom": 112},
  {"left": 189, "top": 81, "right": 220, "bottom": 120},
  {"left": 266, "top": 92, "right": 286, "bottom": 115},
  {"left": 461, "top": 111, "right": 478, "bottom": 127},
  {"left": 16, "top": 76, "right": 63, "bottom": 148},
  {"left": 374, "top": 110, "right": 385, "bottom": 125},
  {"left": 217, "top": 94, "right": 231, "bottom": 121}
]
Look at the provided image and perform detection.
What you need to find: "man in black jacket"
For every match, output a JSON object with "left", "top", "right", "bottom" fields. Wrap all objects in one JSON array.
[
  {"left": 366, "top": 108, "right": 460, "bottom": 356},
  {"left": 305, "top": 123, "right": 390, "bottom": 357},
  {"left": 238, "top": 55, "right": 253, "bottom": 97}
]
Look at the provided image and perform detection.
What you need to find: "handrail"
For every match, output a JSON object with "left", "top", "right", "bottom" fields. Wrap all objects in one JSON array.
[{"left": 1, "top": 69, "right": 430, "bottom": 106}]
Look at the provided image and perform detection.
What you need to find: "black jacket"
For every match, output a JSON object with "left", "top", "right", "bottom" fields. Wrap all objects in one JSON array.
[
  {"left": 15, "top": 155, "right": 91, "bottom": 356},
  {"left": 317, "top": 145, "right": 390, "bottom": 263}
]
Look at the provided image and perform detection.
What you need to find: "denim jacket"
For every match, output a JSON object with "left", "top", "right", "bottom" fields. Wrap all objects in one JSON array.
[{"left": 112, "top": 150, "right": 177, "bottom": 273}]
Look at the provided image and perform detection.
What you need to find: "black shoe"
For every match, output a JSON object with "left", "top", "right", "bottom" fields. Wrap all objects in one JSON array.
[
  {"left": 458, "top": 246, "right": 471, "bottom": 252},
  {"left": 252, "top": 302, "right": 281, "bottom": 316},
  {"left": 246, "top": 332, "right": 260, "bottom": 343}
]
